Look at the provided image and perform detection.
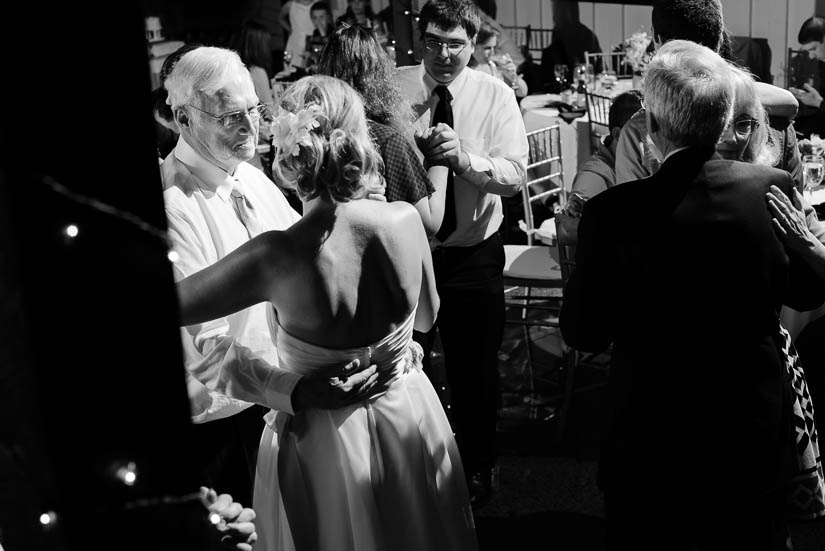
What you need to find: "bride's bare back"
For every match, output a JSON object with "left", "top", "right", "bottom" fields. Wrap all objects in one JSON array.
[
  {"left": 178, "top": 197, "right": 437, "bottom": 348},
  {"left": 271, "top": 198, "right": 436, "bottom": 347}
]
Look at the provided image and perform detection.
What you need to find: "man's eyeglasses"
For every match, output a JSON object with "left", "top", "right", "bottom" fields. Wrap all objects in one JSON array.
[
  {"left": 422, "top": 37, "right": 470, "bottom": 56},
  {"left": 726, "top": 118, "right": 760, "bottom": 138},
  {"left": 187, "top": 103, "right": 268, "bottom": 128}
]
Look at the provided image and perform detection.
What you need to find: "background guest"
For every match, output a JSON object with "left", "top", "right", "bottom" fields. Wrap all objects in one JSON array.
[
  {"left": 789, "top": 16, "right": 825, "bottom": 138},
  {"left": 335, "top": 0, "right": 376, "bottom": 29},
  {"left": 316, "top": 24, "right": 447, "bottom": 236},
  {"left": 540, "top": 1, "right": 601, "bottom": 92},
  {"left": 303, "top": 1, "right": 334, "bottom": 73},
  {"left": 469, "top": 22, "right": 528, "bottom": 98},
  {"left": 569, "top": 90, "right": 644, "bottom": 207},
  {"left": 279, "top": 0, "right": 316, "bottom": 69}
]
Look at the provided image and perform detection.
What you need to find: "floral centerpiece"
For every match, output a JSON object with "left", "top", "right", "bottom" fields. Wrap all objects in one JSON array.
[
  {"left": 799, "top": 134, "right": 825, "bottom": 157},
  {"left": 614, "top": 31, "right": 653, "bottom": 77}
]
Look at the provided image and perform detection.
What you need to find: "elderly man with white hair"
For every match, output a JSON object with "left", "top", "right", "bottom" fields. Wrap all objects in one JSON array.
[
  {"left": 560, "top": 40, "right": 825, "bottom": 550},
  {"left": 161, "top": 46, "right": 379, "bottom": 506}
]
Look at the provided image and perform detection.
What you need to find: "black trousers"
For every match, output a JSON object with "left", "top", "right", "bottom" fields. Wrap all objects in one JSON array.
[
  {"left": 188, "top": 404, "right": 267, "bottom": 506},
  {"left": 416, "top": 233, "right": 505, "bottom": 477}
]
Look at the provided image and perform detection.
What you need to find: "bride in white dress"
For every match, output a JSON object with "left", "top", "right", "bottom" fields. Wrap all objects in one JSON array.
[{"left": 177, "top": 76, "right": 478, "bottom": 551}]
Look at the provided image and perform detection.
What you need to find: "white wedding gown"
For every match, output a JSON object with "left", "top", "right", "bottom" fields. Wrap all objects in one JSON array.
[{"left": 253, "top": 308, "right": 478, "bottom": 551}]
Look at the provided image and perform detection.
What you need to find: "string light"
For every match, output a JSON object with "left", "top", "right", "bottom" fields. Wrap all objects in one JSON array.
[
  {"left": 167, "top": 250, "right": 180, "bottom": 263},
  {"left": 404, "top": 10, "right": 410, "bottom": 15},
  {"left": 39, "top": 511, "right": 57, "bottom": 526},
  {"left": 42, "top": 175, "right": 170, "bottom": 247},
  {"left": 114, "top": 461, "right": 138, "bottom": 486},
  {"left": 209, "top": 512, "right": 221, "bottom": 525},
  {"left": 407, "top": 49, "right": 414, "bottom": 55}
]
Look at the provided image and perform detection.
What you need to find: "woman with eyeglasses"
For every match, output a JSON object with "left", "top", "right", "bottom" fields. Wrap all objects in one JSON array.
[{"left": 713, "top": 64, "right": 825, "bottom": 524}]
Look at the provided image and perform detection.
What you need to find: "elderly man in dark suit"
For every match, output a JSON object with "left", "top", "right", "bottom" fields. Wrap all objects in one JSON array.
[{"left": 561, "top": 39, "right": 825, "bottom": 550}]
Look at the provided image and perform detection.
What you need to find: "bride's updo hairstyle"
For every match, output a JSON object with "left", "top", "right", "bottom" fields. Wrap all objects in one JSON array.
[{"left": 272, "top": 75, "right": 383, "bottom": 202}]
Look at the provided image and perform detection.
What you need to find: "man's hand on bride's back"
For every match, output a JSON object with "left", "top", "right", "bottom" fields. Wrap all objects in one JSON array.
[{"left": 291, "top": 358, "right": 383, "bottom": 411}]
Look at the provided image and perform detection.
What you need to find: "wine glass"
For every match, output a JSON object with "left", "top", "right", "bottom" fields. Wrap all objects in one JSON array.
[
  {"left": 573, "top": 63, "right": 587, "bottom": 85},
  {"left": 554, "top": 64, "right": 568, "bottom": 89},
  {"left": 600, "top": 70, "right": 617, "bottom": 92},
  {"left": 803, "top": 154, "right": 825, "bottom": 198},
  {"left": 584, "top": 63, "right": 596, "bottom": 89}
]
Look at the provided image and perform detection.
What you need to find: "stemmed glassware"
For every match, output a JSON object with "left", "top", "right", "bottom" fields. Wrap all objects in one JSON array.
[
  {"left": 554, "top": 64, "right": 568, "bottom": 90},
  {"left": 600, "top": 70, "right": 618, "bottom": 91},
  {"left": 803, "top": 154, "right": 825, "bottom": 198}
]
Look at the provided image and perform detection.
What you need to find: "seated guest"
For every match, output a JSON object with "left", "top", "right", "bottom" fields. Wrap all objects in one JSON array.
[
  {"left": 561, "top": 39, "right": 825, "bottom": 549},
  {"left": 539, "top": 1, "right": 601, "bottom": 92},
  {"left": 303, "top": 1, "right": 334, "bottom": 73},
  {"left": 615, "top": 0, "right": 801, "bottom": 188},
  {"left": 316, "top": 24, "right": 448, "bottom": 236},
  {"left": 789, "top": 16, "right": 825, "bottom": 138},
  {"left": 559, "top": 90, "right": 643, "bottom": 240},
  {"left": 571, "top": 90, "right": 644, "bottom": 204},
  {"left": 469, "top": 23, "right": 528, "bottom": 98}
]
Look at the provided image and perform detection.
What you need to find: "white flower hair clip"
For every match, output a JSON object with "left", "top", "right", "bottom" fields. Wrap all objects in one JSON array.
[{"left": 271, "top": 105, "right": 323, "bottom": 157}]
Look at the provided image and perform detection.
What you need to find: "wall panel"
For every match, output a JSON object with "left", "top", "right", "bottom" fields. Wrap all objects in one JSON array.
[
  {"left": 593, "top": 3, "right": 624, "bottom": 54},
  {"left": 492, "top": 0, "right": 816, "bottom": 88}
]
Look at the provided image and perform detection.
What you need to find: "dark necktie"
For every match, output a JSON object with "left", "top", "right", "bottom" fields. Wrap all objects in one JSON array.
[
  {"left": 433, "top": 85, "right": 456, "bottom": 243},
  {"left": 230, "top": 185, "right": 266, "bottom": 238}
]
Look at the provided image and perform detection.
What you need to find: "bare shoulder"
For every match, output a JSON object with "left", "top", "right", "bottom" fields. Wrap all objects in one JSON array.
[{"left": 251, "top": 229, "right": 296, "bottom": 272}]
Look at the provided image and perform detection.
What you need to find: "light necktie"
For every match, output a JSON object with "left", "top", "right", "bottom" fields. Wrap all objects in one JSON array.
[
  {"left": 230, "top": 185, "right": 266, "bottom": 238},
  {"left": 433, "top": 85, "right": 456, "bottom": 243}
]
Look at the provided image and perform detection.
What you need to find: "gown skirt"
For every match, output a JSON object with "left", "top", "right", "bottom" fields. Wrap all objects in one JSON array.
[{"left": 253, "top": 309, "right": 478, "bottom": 551}]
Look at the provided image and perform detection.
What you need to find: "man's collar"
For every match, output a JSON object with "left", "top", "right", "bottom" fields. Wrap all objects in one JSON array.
[
  {"left": 421, "top": 61, "right": 469, "bottom": 97},
  {"left": 173, "top": 137, "right": 237, "bottom": 201}
]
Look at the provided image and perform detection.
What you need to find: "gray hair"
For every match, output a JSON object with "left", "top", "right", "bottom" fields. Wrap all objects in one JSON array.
[
  {"left": 164, "top": 46, "right": 253, "bottom": 109},
  {"left": 644, "top": 39, "right": 734, "bottom": 147},
  {"left": 728, "top": 65, "right": 777, "bottom": 166}
]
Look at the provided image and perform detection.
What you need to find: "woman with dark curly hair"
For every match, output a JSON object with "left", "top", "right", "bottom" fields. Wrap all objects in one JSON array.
[
  {"left": 176, "top": 75, "right": 478, "bottom": 551},
  {"left": 317, "top": 24, "right": 449, "bottom": 236}
]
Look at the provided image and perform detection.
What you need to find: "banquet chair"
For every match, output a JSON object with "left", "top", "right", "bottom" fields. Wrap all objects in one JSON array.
[
  {"left": 584, "top": 90, "right": 612, "bottom": 149},
  {"left": 502, "top": 125, "right": 567, "bottom": 427},
  {"left": 527, "top": 27, "right": 553, "bottom": 64},
  {"left": 502, "top": 24, "right": 530, "bottom": 53},
  {"left": 584, "top": 51, "right": 631, "bottom": 78}
]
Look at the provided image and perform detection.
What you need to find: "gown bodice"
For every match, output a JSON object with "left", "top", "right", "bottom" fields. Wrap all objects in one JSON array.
[{"left": 266, "top": 307, "right": 416, "bottom": 381}]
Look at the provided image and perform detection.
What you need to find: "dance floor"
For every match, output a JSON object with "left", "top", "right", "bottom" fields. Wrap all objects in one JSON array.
[{"left": 429, "top": 281, "right": 825, "bottom": 551}]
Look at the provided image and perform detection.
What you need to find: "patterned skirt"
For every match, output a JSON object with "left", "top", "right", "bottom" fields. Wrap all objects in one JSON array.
[{"left": 781, "top": 324, "right": 825, "bottom": 520}]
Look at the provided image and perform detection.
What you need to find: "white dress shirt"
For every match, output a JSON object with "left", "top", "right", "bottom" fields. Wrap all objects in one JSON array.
[
  {"left": 396, "top": 63, "right": 528, "bottom": 248},
  {"left": 162, "top": 137, "right": 302, "bottom": 423}
]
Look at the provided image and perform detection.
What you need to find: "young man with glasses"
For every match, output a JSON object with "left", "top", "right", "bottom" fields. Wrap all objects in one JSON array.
[
  {"left": 161, "top": 46, "right": 379, "bottom": 507},
  {"left": 396, "top": 0, "right": 528, "bottom": 509}
]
